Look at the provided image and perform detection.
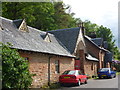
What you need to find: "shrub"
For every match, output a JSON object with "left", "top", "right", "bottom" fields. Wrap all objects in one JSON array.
[{"left": 1, "top": 43, "right": 33, "bottom": 89}]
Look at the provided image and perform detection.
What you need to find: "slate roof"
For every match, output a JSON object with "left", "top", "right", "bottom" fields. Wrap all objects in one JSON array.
[
  {"left": 13, "top": 19, "right": 23, "bottom": 28},
  {"left": 0, "top": 17, "right": 74, "bottom": 57},
  {"left": 91, "top": 38, "right": 103, "bottom": 46},
  {"left": 84, "top": 35, "right": 100, "bottom": 49},
  {"left": 103, "top": 41, "right": 108, "bottom": 49},
  {"left": 91, "top": 38, "right": 108, "bottom": 49},
  {"left": 104, "top": 51, "right": 113, "bottom": 62},
  {"left": 48, "top": 27, "right": 80, "bottom": 54},
  {"left": 85, "top": 35, "right": 112, "bottom": 62}
]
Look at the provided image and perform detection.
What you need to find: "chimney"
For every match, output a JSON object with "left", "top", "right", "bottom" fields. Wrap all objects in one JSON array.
[{"left": 88, "top": 32, "right": 96, "bottom": 38}]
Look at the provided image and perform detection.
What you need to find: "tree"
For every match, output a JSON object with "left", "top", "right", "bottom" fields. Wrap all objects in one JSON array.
[
  {"left": 84, "top": 21, "right": 120, "bottom": 60},
  {"left": 53, "top": 2, "right": 78, "bottom": 29},
  {"left": 1, "top": 43, "right": 32, "bottom": 88},
  {"left": 113, "top": 46, "right": 120, "bottom": 60},
  {"left": 96, "top": 25, "right": 115, "bottom": 52},
  {"left": 84, "top": 20, "right": 98, "bottom": 35},
  {"left": 2, "top": 2, "right": 56, "bottom": 31},
  {"left": 2, "top": 2, "right": 77, "bottom": 31}
]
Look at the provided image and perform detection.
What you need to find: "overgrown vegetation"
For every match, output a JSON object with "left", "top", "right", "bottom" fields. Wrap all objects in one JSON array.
[{"left": 1, "top": 42, "right": 33, "bottom": 89}]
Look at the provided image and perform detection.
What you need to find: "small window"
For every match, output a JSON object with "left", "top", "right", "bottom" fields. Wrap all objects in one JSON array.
[
  {"left": 25, "top": 57, "right": 28, "bottom": 60},
  {"left": 62, "top": 70, "right": 75, "bottom": 75},
  {"left": 55, "top": 60, "right": 60, "bottom": 73},
  {"left": 91, "top": 63, "right": 94, "bottom": 70},
  {"left": 24, "top": 57, "right": 29, "bottom": 62}
]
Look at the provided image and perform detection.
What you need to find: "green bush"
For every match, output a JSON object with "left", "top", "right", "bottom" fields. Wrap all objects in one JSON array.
[
  {"left": 1, "top": 42, "right": 33, "bottom": 89},
  {"left": 112, "top": 63, "right": 120, "bottom": 72},
  {"left": 114, "top": 64, "right": 120, "bottom": 72}
]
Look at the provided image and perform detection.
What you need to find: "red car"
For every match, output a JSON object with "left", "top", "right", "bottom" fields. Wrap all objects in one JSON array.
[{"left": 59, "top": 70, "right": 87, "bottom": 86}]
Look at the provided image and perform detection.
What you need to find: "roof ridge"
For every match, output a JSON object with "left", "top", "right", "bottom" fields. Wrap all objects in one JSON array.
[
  {"left": 49, "top": 27, "right": 80, "bottom": 32},
  {"left": 0, "top": 17, "right": 46, "bottom": 34},
  {"left": 27, "top": 26, "right": 47, "bottom": 34},
  {"left": 0, "top": 17, "right": 13, "bottom": 22},
  {"left": 85, "top": 35, "right": 100, "bottom": 48}
]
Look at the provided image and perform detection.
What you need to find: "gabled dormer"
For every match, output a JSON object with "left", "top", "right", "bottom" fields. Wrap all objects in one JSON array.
[
  {"left": 13, "top": 19, "right": 29, "bottom": 32},
  {"left": 44, "top": 33, "right": 51, "bottom": 42}
]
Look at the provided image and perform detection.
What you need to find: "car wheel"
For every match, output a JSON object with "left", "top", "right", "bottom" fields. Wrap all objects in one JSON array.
[
  {"left": 60, "top": 83, "right": 63, "bottom": 86},
  {"left": 110, "top": 74, "right": 114, "bottom": 79},
  {"left": 114, "top": 74, "right": 116, "bottom": 78},
  {"left": 99, "top": 77, "right": 101, "bottom": 79},
  {"left": 84, "top": 79, "right": 87, "bottom": 84},
  {"left": 76, "top": 80, "right": 81, "bottom": 86}
]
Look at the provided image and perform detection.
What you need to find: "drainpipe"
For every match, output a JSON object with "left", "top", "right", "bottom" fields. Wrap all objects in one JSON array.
[
  {"left": 99, "top": 50, "right": 102, "bottom": 69},
  {"left": 48, "top": 55, "right": 52, "bottom": 86}
]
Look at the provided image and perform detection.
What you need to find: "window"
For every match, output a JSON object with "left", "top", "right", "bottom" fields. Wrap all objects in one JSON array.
[
  {"left": 24, "top": 57, "right": 29, "bottom": 62},
  {"left": 99, "top": 68, "right": 109, "bottom": 72},
  {"left": 55, "top": 60, "right": 60, "bottom": 73},
  {"left": 91, "top": 63, "right": 94, "bottom": 70},
  {"left": 62, "top": 70, "right": 75, "bottom": 75},
  {"left": 25, "top": 57, "right": 29, "bottom": 60}
]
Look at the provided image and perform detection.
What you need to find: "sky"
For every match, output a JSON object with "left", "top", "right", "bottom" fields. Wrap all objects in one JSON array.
[{"left": 63, "top": 0, "right": 119, "bottom": 47}]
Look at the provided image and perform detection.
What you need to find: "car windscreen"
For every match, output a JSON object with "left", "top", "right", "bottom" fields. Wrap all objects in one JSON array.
[
  {"left": 62, "top": 70, "right": 76, "bottom": 75},
  {"left": 99, "top": 68, "right": 109, "bottom": 72}
]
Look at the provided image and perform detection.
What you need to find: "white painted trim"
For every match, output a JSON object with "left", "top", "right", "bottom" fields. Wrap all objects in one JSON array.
[
  {"left": 74, "top": 28, "right": 86, "bottom": 54},
  {"left": 18, "top": 19, "right": 29, "bottom": 32}
]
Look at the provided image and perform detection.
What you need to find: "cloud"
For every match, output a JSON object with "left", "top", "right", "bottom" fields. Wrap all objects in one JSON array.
[{"left": 63, "top": 0, "right": 119, "bottom": 46}]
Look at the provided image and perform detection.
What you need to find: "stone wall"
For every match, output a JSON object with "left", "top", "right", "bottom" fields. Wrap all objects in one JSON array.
[
  {"left": 84, "top": 60, "right": 98, "bottom": 76},
  {"left": 85, "top": 38, "right": 105, "bottom": 69},
  {"left": 19, "top": 50, "right": 74, "bottom": 88}
]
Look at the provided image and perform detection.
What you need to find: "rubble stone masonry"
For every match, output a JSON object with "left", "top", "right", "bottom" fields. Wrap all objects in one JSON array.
[
  {"left": 84, "top": 60, "right": 98, "bottom": 76},
  {"left": 19, "top": 50, "right": 74, "bottom": 88}
]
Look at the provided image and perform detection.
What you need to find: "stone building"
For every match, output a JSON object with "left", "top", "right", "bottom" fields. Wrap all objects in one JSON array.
[
  {"left": 48, "top": 27, "right": 105, "bottom": 77},
  {"left": 1, "top": 16, "right": 112, "bottom": 87},
  {"left": 0, "top": 17, "right": 75, "bottom": 88},
  {"left": 84, "top": 36, "right": 106, "bottom": 76}
]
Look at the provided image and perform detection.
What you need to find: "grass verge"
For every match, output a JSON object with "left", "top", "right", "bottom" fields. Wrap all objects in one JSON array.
[
  {"left": 41, "top": 82, "right": 61, "bottom": 89},
  {"left": 116, "top": 72, "right": 120, "bottom": 75}
]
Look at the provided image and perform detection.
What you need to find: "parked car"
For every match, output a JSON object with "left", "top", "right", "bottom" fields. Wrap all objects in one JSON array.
[
  {"left": 59, "top": 70, "right": 87, "bottom": 86},
  {"left": 98, "top": 68, "right": 116, "bottom": 79}
]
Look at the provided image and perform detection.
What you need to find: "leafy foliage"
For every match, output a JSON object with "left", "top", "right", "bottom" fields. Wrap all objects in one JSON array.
[
  {"left": 2, "top": 2, "right": 77, "bottom": 31},
  {"left": 53, "top": 2, "right": 78, "bottom": 29},
  {"left": 96, "top": 25, "right": 114, "bottom": 51},
  {"left": 1, "top": 43, "right": 32, "bottom": 89},
  {"left": 84, "top": 21, "right": 120, "bottom": 60},
  {"left": 84, "top": 20, "right": 98, "bottom": 35}
]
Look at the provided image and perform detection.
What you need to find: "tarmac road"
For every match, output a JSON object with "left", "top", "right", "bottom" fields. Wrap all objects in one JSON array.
[{"left": 59, "top": 75, "right": 119, "bottom": 90}]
